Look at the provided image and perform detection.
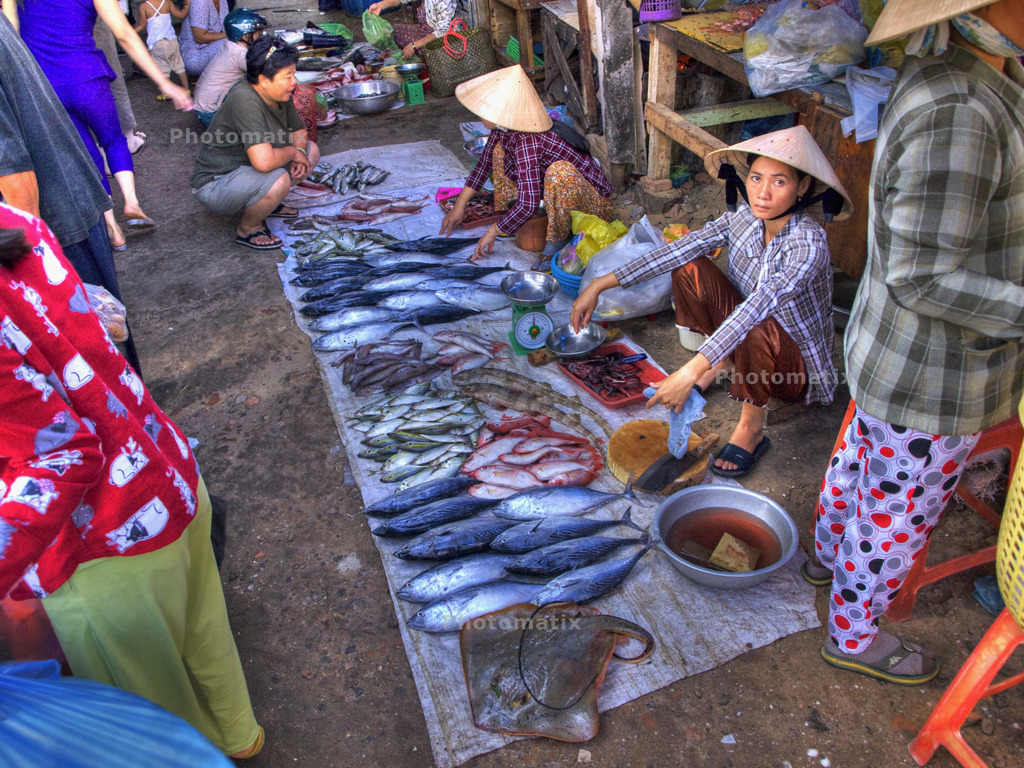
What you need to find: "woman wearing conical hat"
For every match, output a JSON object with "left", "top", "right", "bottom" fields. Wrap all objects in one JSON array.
[
  {"left": 807, "top": 0, "right": 1023, "bottom": 687},
  {"left": 439, "top": 65, "right": 614, "bottom": 259},
  {"left": 572, "top": 125, "right": 851, "bottom": 479}
]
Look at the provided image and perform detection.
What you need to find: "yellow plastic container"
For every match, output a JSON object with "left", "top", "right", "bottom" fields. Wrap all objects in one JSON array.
[{"left": 996, "top": 394, "right": 1024, "bottom": 628}]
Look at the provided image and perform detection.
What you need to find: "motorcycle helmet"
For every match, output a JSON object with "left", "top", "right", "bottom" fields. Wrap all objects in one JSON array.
[{"left": 224, "top": 8, "right": 269, "bottom": 43}]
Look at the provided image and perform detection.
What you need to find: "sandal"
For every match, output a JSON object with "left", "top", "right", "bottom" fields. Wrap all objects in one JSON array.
[
  {"left": 234, "top": 228, "right": 282, "bottom": 250},
  {"left": 710, "top": 437, "right": 771, "bottom": 478},
  {"left": 801, "top": 555, "right": 833, "bottom": 586},
  {"left": 821, "top": 633, "right": 939, "bottom": 685},
  {"left": 125, "top": 217, "right": 156, "bottom": 231},
  {"left": 266, "top": 203, "right": 299, "bottom": 219},
  {"left": 127, "top": 130, "right": 147, "bottom": 155}
]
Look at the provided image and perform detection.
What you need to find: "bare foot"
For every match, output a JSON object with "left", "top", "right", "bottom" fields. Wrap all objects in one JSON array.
[{"left": 105, "top": 213, "right": 126, "bottom": 250}]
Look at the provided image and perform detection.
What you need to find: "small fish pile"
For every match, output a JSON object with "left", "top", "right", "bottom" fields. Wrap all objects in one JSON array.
[
  {"left": 290, "top": 226, "right": 397, "bottom": 261},
  {"left": 309, "top": 161, "right": 390, "bottom": 194},
  {"left": 432, "top": 330, "right": 509, "bottom": 375},
  {"left": 453, "top": 368, "right": 615, "bottom": 448},
  {"left": 561, "top": 350, "right": 646, "bottom": 400},
  {"left": 332, "top": 193, "right": 430, "bottom": 226},
  {"left": 440, "top": 192, "right": 497, "bottom": 226},
  {"left": 462, "top": 415, "right": 604, "bottom": 499},
  {"left": 352, "top": 383, "right": 483, "bottom": 488},
  {"left": 331, "top": 339, "right": 441, "bottom": 394}
]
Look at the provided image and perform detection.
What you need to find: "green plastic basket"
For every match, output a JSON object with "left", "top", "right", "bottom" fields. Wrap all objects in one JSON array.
[
  {"left": 506, "top": 36, "right": 543, "bottom": 67},
  {"left": 315, "top": 22, "right": 353, "bottom": 40}
]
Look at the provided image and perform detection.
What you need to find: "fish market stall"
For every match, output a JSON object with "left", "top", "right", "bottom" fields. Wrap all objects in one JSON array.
[{"left": 268, "top": 140, "right": 819, "bottom": 767}]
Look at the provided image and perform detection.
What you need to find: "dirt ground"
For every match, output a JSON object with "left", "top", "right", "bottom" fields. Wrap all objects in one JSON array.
[{"left": 5, "top": 4, "right": 1023, "bottom": 766}]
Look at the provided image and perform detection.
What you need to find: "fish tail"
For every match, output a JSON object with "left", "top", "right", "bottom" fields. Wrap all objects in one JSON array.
[
  {"left": 622, "top": 472, "right": 636, "bottom": 503},
  {"left": 620, "top": 506, "right": 642, "bottom": 532}
]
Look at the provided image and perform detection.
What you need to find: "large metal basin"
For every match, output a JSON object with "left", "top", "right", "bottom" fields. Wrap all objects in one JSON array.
[
  {"left": 332, "top": 80, "right": 400, "bottom": 116},
  {"left": 651, "top": 485, "right": 798, "bottom": 589}
]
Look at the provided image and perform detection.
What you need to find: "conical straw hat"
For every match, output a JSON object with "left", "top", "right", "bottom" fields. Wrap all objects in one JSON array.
[
  {"left": 455, "top": 65, "right": 553, "bottom": 133},
  {"left": 865, "top": 0, "right": 997, "bottom": 46},
  {"left": 703, "top": 125, "right": 854, "bottom": 221}
]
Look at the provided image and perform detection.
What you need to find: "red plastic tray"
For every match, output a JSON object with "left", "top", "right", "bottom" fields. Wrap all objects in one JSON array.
[
  {"left": 437, "top": 194, "right": 503, "bottom": 230},
  {"left": 557, "top": 342, "right": 667, "bottom": 409}
]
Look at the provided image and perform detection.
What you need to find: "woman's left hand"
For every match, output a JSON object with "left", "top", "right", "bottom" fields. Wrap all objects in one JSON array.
[
  {"left": 645, "top": 365, "right": 700, "bottom": 413},
  {"left": 162, "top": 82, "right": 194, "bottom": 111},
  {"left": 402, "top": 42, "right": 417, "bottom": 59},
  {"left": 472, "top": 225, "right": 498, "bottom": 261}
]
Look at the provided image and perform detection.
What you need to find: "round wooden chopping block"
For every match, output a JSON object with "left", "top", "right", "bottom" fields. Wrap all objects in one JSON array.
[{"left": 608, "top": 420, "right": 708, "bottom": 495}]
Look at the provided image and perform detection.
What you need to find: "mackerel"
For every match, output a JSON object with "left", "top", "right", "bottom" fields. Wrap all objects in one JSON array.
[
  {"left": 407, "top": 581, "right": 541, "bottom": 632},
  {"left": 395, "top": 517, "right": 518, "bottom": 560},
  {"left": 531, "top": 545, "right": 651, "bottom": 605},
  {"left": 311, "top": 321, "right": 413, "bottom": 351},
  {"left": 505, "top": 532, "right": 649, "bottom": 576},
  {"left": 490, "top": 507, "right": 641, "bottom": 553},
  {"left": 491, "top": 476, "right": 635, "bottom": 522},
  {"left": 371, "top": 495, "right": 497, "bottom": 537},
  {"left": 396, "top": 554, "right": 519, "bottom": 603}
]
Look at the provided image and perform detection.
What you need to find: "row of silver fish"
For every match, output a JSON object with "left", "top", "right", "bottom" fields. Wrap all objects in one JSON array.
[{"left": 309, "top": 161, "right": 390, "bottom": 194}]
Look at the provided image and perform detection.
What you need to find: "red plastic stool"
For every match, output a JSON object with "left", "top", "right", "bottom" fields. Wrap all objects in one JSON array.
[
  {"left": 908, "top": 608, "right": 1024, "bottom": 767},
  {"left": 888, "top": 415, "right": 1022, "bottom": 621},
  {"left": 815, "top": 402, "right": 1023, "bottom": 621}
]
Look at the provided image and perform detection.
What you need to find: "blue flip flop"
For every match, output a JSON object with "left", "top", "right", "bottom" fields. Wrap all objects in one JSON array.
[{"left": 710, "top": 436, "right": 771, "bottom": 478}]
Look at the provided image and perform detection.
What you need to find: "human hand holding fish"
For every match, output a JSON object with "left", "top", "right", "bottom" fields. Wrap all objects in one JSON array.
[{"left": 472, "top": 225, "right": 499, "bottom": 261}]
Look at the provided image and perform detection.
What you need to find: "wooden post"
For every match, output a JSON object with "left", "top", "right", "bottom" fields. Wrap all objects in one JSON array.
[
  {"left": 593, "top": 0, "right": 636, "bottom": 165},
  {"left": 643, "top": 23, "right": 679, "bottom": 185},
  {"left": 576, "top": 0, "right": 598, "bottom": 131}
]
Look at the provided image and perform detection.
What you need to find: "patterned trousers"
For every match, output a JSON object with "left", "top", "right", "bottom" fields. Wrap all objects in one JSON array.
[{"left": 815, "top": 405, "right": 979, "bottom": 652}]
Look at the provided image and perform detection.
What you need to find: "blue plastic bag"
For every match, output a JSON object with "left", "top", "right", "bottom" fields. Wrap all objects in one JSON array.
[{"left": 0, "top": 660, "right": 233, "bottom": 768}]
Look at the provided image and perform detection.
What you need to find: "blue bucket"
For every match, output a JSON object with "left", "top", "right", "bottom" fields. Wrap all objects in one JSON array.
[{"left": 550, "top": 258, "right": 583, "bottom": 299}]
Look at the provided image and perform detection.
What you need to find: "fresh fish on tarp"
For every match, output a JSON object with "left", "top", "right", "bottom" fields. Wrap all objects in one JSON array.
[
  {"left": 298, "top": 275, "right": 376, "bottom": 302},
  {"left": 371, "top": 495, "right": 497, "bottom": 537},
  {"left": 363, "top": 262, "right": 445, "bottom": 278},
  {"left": 467, "top": 483, "right": 521, "bottom": 500},
  {"left": 309, "top": 306, "right": 405, "bottom": 332},
  {"left": 490, "top": 508, "right": 641, "bottom": 553},
  {"left": 385, "top": 236, "right": 478, "bottom": 255},
  {"left": 395, "top": 517, "right": 518, "bottom": 560},
  {"left": 300, "top": 290, "right": 404, "bottom": 317},
  {"left": 407, "top": 581, "right": 541, "bottom": 632},
  {"left": 414, "top": 277, "right": 482, "bottom": 291},
  {"left": 505, "top": 532, "right": 649, "bottom": 576},
  {"left": 288, "top": 265, "right": 372, "bottom": 286},
  {"left": 397, "top": 553, "right": 519, "bottom": 603},
  {"left": 434, "top": 286, "right": 510, "bottom": 312},
  {"left": 453, "top": 369, "right": 615, "bottom": 439},
  {"left": 396, "top": 305, "right": 480, "bottom": 328},
  {"left": 491, "top": 476, "right": 635, "bottom": 522},
  {"left": 376, "top": 291, "right": 449, "bottom": 311},
  {"left": 368, "top": 252, "right": 469, "bottom": 267},
  {"left": 433, "top": 330, "right": 509, "bottom": 358},
  {"left": 531, "top": 545, "right": 651, "bottom": 605},
  {"left": 354, "top": 362, "right": 443, "bottom": 397},
  {"left": 458, "top": 383, "right": 602, "bottom": 449},
  {"left": 361, "top": 272, "right": 435, "bottom": 291},
  {"left": 311, "top": 321, "right": 413, "bottom": 351},
  {"left": 421, "top": 264, "right": 511, "bottom": 280}
]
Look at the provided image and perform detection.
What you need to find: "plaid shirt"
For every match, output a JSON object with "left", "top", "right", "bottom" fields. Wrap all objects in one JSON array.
[
  {"left": 845, "top": 46, "right": 1024, "bottom": 435},
  {"left": 465, "top": 128, "right": 613, "bottom": 235},
  {"left": 614, "top": 206, "right": 837, "bottom": 405}
]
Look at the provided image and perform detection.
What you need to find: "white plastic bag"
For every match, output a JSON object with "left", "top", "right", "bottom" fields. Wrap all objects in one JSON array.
[
  {"left": 83, "top": 283, "right": 129, "bottom": 343},
  {"left": 578, "top": 216, "right": 671, "bottom": 321},
  {"left": 743, "top": 1, "right": 867, "bottom": 97},
  {"left": 840, "top": 65, "right": 897, "bottom": 143}
]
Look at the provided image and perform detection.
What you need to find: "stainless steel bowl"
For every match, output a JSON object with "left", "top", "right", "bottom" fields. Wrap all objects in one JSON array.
[
  {"left": 500, "top": 271, "right": 559, "bottom": 306},
  {"left": 545, "top": 322, "right": 606, "bottom": 360},
  {"left": 651, "top": 486, "right": 798, "bottom": 589},
  {"left": 332, "top": 80, "right": 400, "bottom": 116},
  {"left": 464, "top": 136, "right": 488, "bottom": 158},
  {"left": 395, "top": 62, "right": 425, "bottom": 77}
]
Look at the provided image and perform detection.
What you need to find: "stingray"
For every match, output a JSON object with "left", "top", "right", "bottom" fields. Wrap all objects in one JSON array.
[{"left": 460, "top": 602, "right": 654, "bottom": 742}]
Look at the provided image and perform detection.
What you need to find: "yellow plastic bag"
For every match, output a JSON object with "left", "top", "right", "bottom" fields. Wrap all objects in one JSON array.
[{"left": 571, "top": 211, "right": 627, "bottom": 265}]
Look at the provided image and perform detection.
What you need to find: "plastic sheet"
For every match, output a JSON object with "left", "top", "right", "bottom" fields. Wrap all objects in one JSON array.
[{"left": 0, "top": 660, "right": 233, "bottom": 768}]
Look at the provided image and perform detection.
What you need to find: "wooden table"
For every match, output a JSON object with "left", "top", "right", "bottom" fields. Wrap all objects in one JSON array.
[
  {"left": 487, "top": 0, "right": 544, "bottom": 78},
  {"left": 642, "top": 10, "right": 873, "bottom": 279}
]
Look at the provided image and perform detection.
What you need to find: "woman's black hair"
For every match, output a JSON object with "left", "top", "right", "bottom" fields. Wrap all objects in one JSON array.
[
  {"left": 549, "top": 119, "right": 591, "bottom": 156},
  {"left": 0, "top": 228, "right": 32, "bottom": 264},
  {"left": 246, "top": 36, "right": 300, "bottom": 84},
  {"left": 746, "top": 152, "right": 809, "bottom": 184}
]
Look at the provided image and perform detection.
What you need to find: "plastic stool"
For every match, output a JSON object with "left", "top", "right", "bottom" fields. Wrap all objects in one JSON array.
[
  {"left": 815, "top": 401, "right": 1023, "bottom": 621},
  {"left": 908, "top": 608, "right": 1024, "bottom": 767}
]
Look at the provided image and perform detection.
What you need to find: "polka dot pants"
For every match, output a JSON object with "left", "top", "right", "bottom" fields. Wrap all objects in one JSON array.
[{"left": 815, "top": 405, "right": 979, "bottom": 653}]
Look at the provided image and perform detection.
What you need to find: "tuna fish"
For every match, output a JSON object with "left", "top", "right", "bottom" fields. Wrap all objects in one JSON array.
[
  {"left": 505, "top": 532, "right": 649, "bottom": 576},
  {"left": 395, "top": 517, "right": 518, "bottom": 560},
  {"left": 407, "top": 581, "right": 542, "bottom": 632},
  {"left": 491, "top": 508, "right": 641, "bottom": 554},
  {"left": 491, "top": 477, "right": 635, "bottom": 521},
  {"left": 371, "top": 495, "right": 497, "bottom": 537},
  {"left": 531, "top": 545, "right": 650, "bottom": 605},
  {"left": 396, "top": 553, "right": 521, "bottom": 603}
]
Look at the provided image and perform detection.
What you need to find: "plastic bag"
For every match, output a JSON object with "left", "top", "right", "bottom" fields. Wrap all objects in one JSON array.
[
  {"left": 0, "top": 660, "right": 233, "bottom": 767},
  {"left": 744, "top": 1, "right": 867, "bottom": 97},
  {"left": 578, "top": 216, "right": 670, "bottom": 321},
  {"left": 362, "top": 10, "right": 394, "bottom": 49},
  {"left": 571, "top": 211, "right": 628, "bottom": 265},
  {"left": 83, "top": 283, "right": 128, "bottom": 343},
  {"left": 840, "top": 65, "right": 897, "bottom": 143}
]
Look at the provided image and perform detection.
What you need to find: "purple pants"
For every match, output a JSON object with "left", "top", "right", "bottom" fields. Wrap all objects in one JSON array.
[{"left": 52, "top": 76, "right": 132, "bottom": 196}]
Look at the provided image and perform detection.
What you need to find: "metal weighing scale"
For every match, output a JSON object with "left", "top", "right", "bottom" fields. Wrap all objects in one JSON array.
[
  {"left": 395, "top": 62, "right": 425, "bottom": 107},
  {"left": 499, "top": 271, "right": 560, "bottom": 355}
]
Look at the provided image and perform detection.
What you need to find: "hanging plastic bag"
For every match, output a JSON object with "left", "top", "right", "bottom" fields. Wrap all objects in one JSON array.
[
  {"left": 743, "top": 1, "right": 868, "bottom": 97},
  {"left": 840, "top": 65, "right": 897, "bottom": 143},
  {"left": 362, "top": 10, "right": 395, "bottom": 49},
  {"left": 0, "top": 660, "right": 234, "bottom": 768},
  {"left": 578, "top": 216, "right": 670, "bottom": 321}
]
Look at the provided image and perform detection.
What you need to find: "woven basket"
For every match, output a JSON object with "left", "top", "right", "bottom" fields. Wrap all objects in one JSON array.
[
  {"left": 422, "top": 27, "right": 497, "bottom": 98},
  {"left": 551, "top": 257, "right": 582, "bottom": 298}
]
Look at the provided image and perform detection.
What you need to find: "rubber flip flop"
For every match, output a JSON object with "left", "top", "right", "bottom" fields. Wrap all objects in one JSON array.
[
  {"left": 128, "top": 130, "right": 147, "bottom": 155},
  {"left": 234, "top": 229, "right": 282, "bottom": 251},
  {"left": 112, "top": 243, "right": 128, "bottom": 252},
  {"left": 125, "top": 217, "right": 156, "bottom": 231},
  {"left": 821, "top": 639, "right": 939, "bottom": 685},
  {"left": 801, "top": 557, "right": 833, "bottom": 587},
  {"left": 710, "top": 437, "right": 771, "bottom": 478},
  {"left": 266, "top": 204, "right": 299, "bottom": 219}
]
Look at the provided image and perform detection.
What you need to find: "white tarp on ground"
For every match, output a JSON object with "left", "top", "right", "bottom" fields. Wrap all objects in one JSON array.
[{"left": 270, "top": 141, "right": 820, "bottom": 768}]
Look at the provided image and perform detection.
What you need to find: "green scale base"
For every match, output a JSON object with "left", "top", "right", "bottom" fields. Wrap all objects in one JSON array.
[{"left": 402, "top": 79, "right": 425, "bottom": 106}]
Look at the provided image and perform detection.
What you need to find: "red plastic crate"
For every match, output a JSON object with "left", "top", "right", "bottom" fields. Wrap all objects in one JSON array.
[{"left": 556, "top": 342, "right": 667, "bottom": 409}]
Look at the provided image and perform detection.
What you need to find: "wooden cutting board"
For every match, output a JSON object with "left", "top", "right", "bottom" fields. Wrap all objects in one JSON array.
[{"left": 608, "top": 420, "right": 718, "bottom": 495}]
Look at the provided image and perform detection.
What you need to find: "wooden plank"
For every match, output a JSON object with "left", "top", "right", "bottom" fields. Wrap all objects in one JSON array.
[
  {"left": 678, "top": 98, "right": 797, "bottom": 128},
  {"left": 542, "top": 10, "right": 587, "bottom": 126},
  {"left": 577, "top": 0, "right": 597, "bottom": 131},
  {"left": 645, "top": 101, "right": 727, "bottom": 159},
  {"left": 646, "top": 24, "right": 679, "bottom": 180},
  {"left": 516, "top": 5, "right": 535, "bottom": 69},
  {"left": 594, "top": 0, "right": 635, "bottom": 162}
]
